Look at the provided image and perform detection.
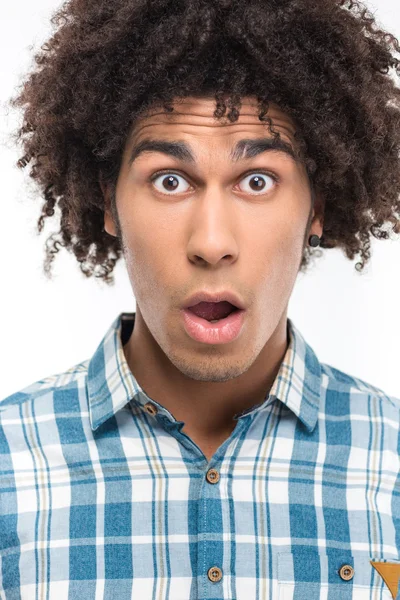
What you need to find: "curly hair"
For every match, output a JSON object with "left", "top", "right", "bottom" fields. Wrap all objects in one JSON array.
[{"left": 8, "top": 0, "right": 400, "bottom": 285}]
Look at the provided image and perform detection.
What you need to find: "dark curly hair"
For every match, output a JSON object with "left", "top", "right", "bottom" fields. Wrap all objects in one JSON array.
[{"left": 8, "top": 0, "right": 400, "bottom": 285}]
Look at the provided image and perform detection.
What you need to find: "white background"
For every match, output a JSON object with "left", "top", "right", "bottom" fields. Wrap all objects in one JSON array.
[{"left": 1, "top": 0, "right": 399, "bottom": 400}]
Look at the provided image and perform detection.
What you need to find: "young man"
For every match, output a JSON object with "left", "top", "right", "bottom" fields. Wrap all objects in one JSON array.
[{"left": 2, "top": 0, "right": 400, "bottom": 598}]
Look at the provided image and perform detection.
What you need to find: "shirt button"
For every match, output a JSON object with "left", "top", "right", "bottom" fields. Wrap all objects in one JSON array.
[
  {"left": 144, "top": 402, "right": 158, "bottom": 416},
  {"left": 206, "top": 468, "right": 220, "bottom": 484},
  {"left": 339, "top": 565, "right": 355, "bottom": 581},
  {"left": 208, "top": 566, "right": 223, "bottom": 582}
]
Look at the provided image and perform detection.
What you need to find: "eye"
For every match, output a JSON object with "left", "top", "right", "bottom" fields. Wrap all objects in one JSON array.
[
  {"left": 236, "top": 172, "right": 277, "bottom": 195},
  {"left": 151, "top": 172, "right": 191, "bottom": 195},
  {"left": 149, "top": 170, "right": 278, "bottom": 195}
]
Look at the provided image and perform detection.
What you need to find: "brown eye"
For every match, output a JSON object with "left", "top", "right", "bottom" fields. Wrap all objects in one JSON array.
[
  {"left": 151, "top": 173, "right": 191, "bottom": 194},
  {"left": 238, "top": 173, "right": 276, "bottom": 194}
]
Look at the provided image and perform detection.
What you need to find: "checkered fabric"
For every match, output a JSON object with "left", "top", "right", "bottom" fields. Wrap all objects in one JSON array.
[{"left": 0, "top": 312, "right": 399, "bottom": 600}]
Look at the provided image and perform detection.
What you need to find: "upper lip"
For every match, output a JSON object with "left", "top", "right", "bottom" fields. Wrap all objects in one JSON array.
[{"left": 182, "top": 290, "right": 246, "bottom": 310}]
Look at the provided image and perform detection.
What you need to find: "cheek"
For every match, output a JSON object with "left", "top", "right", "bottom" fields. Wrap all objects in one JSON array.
[
  {"left": 254, "top": 210, "right": 306, "bottom": 296},
  {"left": 255, "top": 206, "right": 305, "bottom": 260},
  {"left": 275, "top": 199, "right": 309, "bottom": 255},
  {"left": 274, "top": 229, "right": 306, "bottom": 282},
  {"left": 120, "top": 208, "right": 174, "bottom": 293}
]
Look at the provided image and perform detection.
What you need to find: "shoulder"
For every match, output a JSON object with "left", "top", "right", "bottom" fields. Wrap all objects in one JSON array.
[
  {"left": 0, "top": 359, "right": 90, "bottom": 418},
  {"left": 320, "top": 361, "right": 400, "bottom": 414}
]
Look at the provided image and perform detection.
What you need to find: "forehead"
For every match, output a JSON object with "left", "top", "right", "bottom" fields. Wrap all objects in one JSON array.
[{"left": 128, "top": 95, "right": 298, "bottom": 148}]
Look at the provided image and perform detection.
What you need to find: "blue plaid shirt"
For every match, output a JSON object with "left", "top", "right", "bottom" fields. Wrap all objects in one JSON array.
[{"left": 0, "top": 312, "right": 399, "bottom": 600}]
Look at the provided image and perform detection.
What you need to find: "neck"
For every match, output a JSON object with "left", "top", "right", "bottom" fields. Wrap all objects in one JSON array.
[{"left": 123, "top": 307, "right": 289, "bottom": 442}]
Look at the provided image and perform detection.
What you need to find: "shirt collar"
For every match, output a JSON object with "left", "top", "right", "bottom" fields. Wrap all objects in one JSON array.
[
  {"left": 262, "top": 317, "right": 322, "bottom": 432},
  {"left": 87, "top": 312, "right": 321, "bottom": 433}
]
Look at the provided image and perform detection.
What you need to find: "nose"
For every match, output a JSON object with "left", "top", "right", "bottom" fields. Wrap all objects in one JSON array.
[{"left": 186, "top": 184, "right": 239, "bottom": 267}]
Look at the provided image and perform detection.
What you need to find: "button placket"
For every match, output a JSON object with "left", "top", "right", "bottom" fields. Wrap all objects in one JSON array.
[
  {"left": 200, "top": 421, "right": 253, "bottom": 592},
  {"left": 199, "top": 462, "right": 225, "bottom": 590}
]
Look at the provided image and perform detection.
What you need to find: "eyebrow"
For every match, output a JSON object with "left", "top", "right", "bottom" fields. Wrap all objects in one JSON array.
[{"left": 128, "top": 136, "right": 299, "bottom": 166}]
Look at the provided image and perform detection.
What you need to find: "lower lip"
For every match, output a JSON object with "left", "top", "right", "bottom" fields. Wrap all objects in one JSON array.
[{"left": 181, "top": 308, "right": 246, "bottom": 345}]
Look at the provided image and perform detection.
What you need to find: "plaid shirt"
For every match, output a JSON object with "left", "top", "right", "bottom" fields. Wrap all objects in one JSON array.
[{"left": 0, "top": 312, "right": 399, "bottom": 600}]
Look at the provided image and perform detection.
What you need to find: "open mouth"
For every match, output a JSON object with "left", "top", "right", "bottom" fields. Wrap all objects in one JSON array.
[
  {"left": 182, "top": 304, "right": 246, "bottom": 344},
  {"left": 187, "top": 301, "right": 239, "bottom": 323}
]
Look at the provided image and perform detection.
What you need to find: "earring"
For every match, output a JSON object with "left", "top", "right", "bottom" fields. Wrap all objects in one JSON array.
[{"left": 309, "top": 234, "right": 321, "bottom": 247}]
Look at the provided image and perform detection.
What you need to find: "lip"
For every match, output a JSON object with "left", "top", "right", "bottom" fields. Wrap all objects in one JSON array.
[
  {"left": 182, "top": 290, "right": 246, "bottom": 310},
  {"left": 181, "top": 307, "right": 246, "bottom": 344}
]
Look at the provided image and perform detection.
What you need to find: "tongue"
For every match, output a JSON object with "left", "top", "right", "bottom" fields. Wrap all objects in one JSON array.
[{"left": 189, "top": 301, "right": 237, "bottom": 321}]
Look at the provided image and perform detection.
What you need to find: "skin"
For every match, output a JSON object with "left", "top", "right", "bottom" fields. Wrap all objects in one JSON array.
[{"left": 102, "top": 95, "right": 324, "bottom": 461}]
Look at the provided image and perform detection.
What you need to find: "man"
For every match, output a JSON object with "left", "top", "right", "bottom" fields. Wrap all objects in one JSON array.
[{"left": 2, "top": 0, "right": 400, "bottom": 598}]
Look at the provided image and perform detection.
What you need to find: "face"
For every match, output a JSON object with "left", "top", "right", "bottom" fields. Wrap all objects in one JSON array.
[{"left": 102, "top": 95, "right": 324, "bottom": 384}]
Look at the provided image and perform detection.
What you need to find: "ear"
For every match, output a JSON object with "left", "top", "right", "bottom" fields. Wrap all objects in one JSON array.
[
  {"left": 310, "top": 190, "right": 325, "bottom": 239},
  {"left": 99, "top": 173, "right": 117, "bottom": 237}
]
